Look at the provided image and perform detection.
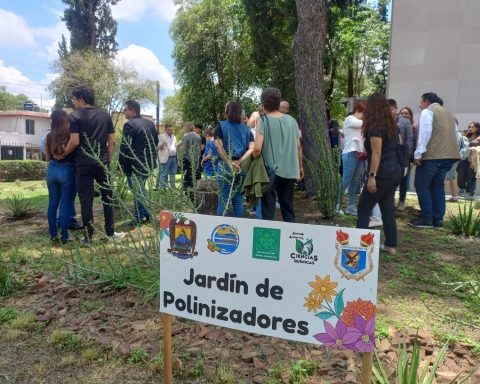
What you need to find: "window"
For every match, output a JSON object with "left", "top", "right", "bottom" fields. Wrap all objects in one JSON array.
[{"left": 26, "top": 119, "right": 35, "bottom": 135}]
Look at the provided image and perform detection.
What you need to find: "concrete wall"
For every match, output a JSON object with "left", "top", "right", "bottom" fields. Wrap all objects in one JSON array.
[
  {"left": 387, "top": 0, "right": 480, "bottom": 130},
  {"left": 388, "top": 0, "right": 480, "bottom": 196},
  {"left": 0, "top": 112, "right": 50, "bottom": 146}
]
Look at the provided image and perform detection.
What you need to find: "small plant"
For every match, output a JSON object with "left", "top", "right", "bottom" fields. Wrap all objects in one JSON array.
[
  {"left": 213, "top": 363, "right": 236, "bottom": 384},
  {"left": 290, "top": 359, "right": 316, "bottom": 383},
  {"left": 49, "top": 330, "right": 84, "bottom": 351},
  {"left": 0, "top": 261, "right": 15, "bottom": 296},
  {"left": 189, "top": 361, "right": 204, "bottom": 379},
  {"left": 9, "top": 312, "right": 38, "bottom": 332},
  {"left": 446, "top": 201, "right": 480, "bottom": 237},
  {"left": 372, "top": 337, "right": 477, "bottom": 384},
  {"left": 128, "top": 348, "right": 149, "bottom": 364},
  {"left": 0, "top": 193, "right": 34, "bottom": 219},
  {"left": 0, "top": 306, "right": 18, "bottom": 323}
]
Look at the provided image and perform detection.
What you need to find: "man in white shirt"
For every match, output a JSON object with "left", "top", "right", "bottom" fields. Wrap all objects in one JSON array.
[
  {"left": 409, "top": 93, "right": 460, "bottom": 228},
  {"left": 157, "top": 124, "right": 178, "bottom": 190}
]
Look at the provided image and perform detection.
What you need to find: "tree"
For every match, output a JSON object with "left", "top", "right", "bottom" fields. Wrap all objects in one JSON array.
[
  {"left": 0, "top": 87, "right": 31, "bottom": 111},
  {"left": 60, "top": 0, "right": 119, "bottom": 56},
  {"left": 48, "top": 50, "right": 156, "bottom": 115},
  {"left": 162, "top": 91, "right": 184, "bottom": 129},
  {"left": 171, "top": 0, "right": 264, "bottom": 125},
  {"left": 242, "top": 0, "right": 298, "bottom": 114}
]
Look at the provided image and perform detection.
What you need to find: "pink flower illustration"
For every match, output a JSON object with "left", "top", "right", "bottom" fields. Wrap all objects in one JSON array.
[
  {"left": 313, "top": 319, "right": 359, "bottom": 349},
  {"left": 346, "top": 314, "right": 375, "bottom": 352}
]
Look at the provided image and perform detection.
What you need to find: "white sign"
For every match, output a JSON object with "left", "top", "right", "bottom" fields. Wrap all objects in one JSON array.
[{"left": 159, "top": 211, "right": 380, "bottom": 352}]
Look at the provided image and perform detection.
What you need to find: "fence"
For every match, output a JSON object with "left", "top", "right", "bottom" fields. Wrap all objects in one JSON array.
[{"left": 0, "top": 141, "right": 42, "bottom": 161}]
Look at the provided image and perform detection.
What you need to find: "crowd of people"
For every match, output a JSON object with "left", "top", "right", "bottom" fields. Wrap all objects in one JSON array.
[{"left": 42, "top": 85, "right": 479, "bottom": 254}]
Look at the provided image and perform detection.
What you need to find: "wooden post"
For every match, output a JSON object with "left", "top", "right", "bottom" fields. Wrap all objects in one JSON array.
[
  {"left": 162, "top": 313, "right": 173, "bottom": 384},
  {"left": 361, "top": 352, "right": 374, "bottom": 384}
]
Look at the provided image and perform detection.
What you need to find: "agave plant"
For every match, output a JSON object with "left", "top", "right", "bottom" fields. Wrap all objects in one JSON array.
[
  {"left": 446, "top": 201, "right": 480, "bottom": 237},
  {"left": 0, "top": 193, "right": 34, "bottom": 219}
]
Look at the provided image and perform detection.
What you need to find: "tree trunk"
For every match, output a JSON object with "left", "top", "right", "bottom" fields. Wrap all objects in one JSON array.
[{"left": 293, "top": 0, "right": 329, "bottom": 196}]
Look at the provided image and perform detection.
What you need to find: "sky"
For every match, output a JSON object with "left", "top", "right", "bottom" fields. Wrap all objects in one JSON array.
[{"left": 0, "top": 0, "right": 177, "bottom": 117}]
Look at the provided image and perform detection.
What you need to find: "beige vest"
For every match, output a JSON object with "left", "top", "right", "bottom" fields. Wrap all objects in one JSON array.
[{"left": 422, "top": 104, "right": 460, "bottom": 161}]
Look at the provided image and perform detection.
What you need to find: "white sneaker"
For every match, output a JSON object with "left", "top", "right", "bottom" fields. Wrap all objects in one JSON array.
[
  {"left": 345, "top": 205, "right": 358, "bottom": 216},
  {"left": 369, "top": 217, "right": 383, "bottom": 227},
  {"left": 335, "top": 204, "right": 344, "bottom": 215},
  {"left": 107, "top": 232, "right": 126, "bottom": 241}
]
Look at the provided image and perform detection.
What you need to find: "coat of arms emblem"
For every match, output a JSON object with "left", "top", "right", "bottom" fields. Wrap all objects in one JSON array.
[
  {"left": 334, "top": 230, "right": 374, "bottom": 281},
  {"left": 167, "top": 215, "right": 198, "bottom": 259}
]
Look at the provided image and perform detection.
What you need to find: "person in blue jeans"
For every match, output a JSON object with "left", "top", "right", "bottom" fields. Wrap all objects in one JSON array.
[
  {"left": 45, "top": 110, "right": 76, "bottom": 244},
  {"left": 214, "top": 101, "right": 254, "bottom": 217},
  {"left": 410, "top": 92, "right": 460, "bottom": 228}
]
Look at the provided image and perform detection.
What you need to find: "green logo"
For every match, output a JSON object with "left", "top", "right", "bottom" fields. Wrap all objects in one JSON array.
[
  {"left": 252, "top": 227, "right": 281, "bottom": 261},
  {"left": 295, "top": 238, "right": 313, "bottom": 256}
]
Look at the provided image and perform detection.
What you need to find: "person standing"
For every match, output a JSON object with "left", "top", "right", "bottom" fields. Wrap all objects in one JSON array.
[
  {"left": 44, "top": 110, "right": 76, "bottom": 244},
  {"left": 215, "top": 101, "right": 254, "bottom": 217},
  {"left": 457, "top": 122, "right": 480, "bottom": 198},
  {"left": 253, "top": 88, "right": 303, "bottom": 222},
  {"left": 409, "top": 92, "right": 460, "bottom": 228},
  {"left": 58, "top": 85, "right": 124, "bottom": 243},
  {"left": 180, "top": 122, "right": 201, "bottom": 190},
  {"left": 201, "top": 127, "right": 217, "bottom": 178},
  {"left": 336, "top": 101, "right": 366, "bottom": 215},
  {"left": 157, "top": 124, "right": 178, "bottom": 190},
  {"left": 119, "top": 100, "right": 159, "bottom": 225},
  {"left": 356, "top": 93, "right": 402, "bottom": 255},
  {"left": 194, "top": 123, "right": 206, "bottom": 180}
]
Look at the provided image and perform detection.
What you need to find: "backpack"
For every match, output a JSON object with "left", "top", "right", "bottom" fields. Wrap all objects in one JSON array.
[{"left": 457, "top": 131, "right": 470, "bottom": 161}]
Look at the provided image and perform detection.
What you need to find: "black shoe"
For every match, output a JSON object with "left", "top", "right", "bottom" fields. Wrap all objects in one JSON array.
[
  {"left": 68, "top": 222, "right": 84, "bottom": 231},
  {"left": 408, "top": 217, "right": 433, "bottom": 228},
  {"left": 61, "top": 239, "right": 73, "bottom": 245},
  {"left": 50, "top": 236, "right": 59, "bottom": 242},
  {"left": 433, "top": 220, "right": 443, "bottom": 228}
]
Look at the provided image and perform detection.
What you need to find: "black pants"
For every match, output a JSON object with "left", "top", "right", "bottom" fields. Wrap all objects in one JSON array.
[
  {"left": 262, "top": 175, "right": 296, "bottom": 222},
  {"left": 76, "top": 164, "right": 115, "bottom": 238},
  {"left": 457, "top": 159, "right": 477, "bottom": 195},
  {"left": 356, "top": 175, "right": 400, "bottom": 247},
  {"left": 183, "top": 158, "right": 194, "bottom": 189}
]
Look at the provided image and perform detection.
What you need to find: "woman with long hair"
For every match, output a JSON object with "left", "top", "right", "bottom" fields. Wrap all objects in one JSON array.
[
  {"left": 356, "top": 93, "right": 402, "bottom": 255},
  {"left": 457, "top": 122, "right": 480, "bottom": 198},
  {"left": 45, "top": 110, "right": 76, "bottom": 244},
  {"left": 215, "top": 101, "right": 254, "bottom": 217}
]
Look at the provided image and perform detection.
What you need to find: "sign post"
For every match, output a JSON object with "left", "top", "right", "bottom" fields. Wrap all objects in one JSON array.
[
  {"left": 162, "top": 313, "right": 173, "bottom": 384},
  {"left": 159, "top": 211, "right": 380, "bottom": 382}
]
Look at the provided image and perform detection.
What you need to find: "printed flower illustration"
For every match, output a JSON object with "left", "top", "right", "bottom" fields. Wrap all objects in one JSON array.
[
  {"left": 308, "top": 275, "right": 338, "bottom": 303},
  {"left": 346, "top": 314, "right": 375, "bottom": 352},
  {"left": 336, "top": 230, "right": 349, "bottom": 245},
  {"left": 160, "top": 211, "right": 173, "bottom": 230},
  {"left": 314, "top": 319, "right": 359, "bottom": 349},
  {"left": 341, "top": 299, "right": 376, "bottom": 326},
  {"left": 303, "top": 293, "right": 321, "bottom": 312},
  {"left": 360, "top": 232, "right": 375, "bottom": 247}
]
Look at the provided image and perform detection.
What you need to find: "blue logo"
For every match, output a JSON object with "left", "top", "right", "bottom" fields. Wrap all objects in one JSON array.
[{"left": 208, "top": 224, "right": 240, "bottom": 254}]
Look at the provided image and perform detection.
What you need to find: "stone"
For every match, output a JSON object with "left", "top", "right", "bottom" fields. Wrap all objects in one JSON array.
[
  {"left": 91, "top": 311, "right": 101, "bottom": 320},
  {"left": 345, "top": 373, "right": 357, "bottom": 382},
  {"left": 435, "top": 370, "right": 458, "bottom": 384},
  {"left": 252, "top": 376, "right": 266, "bottom": 384},
  {"left": 241, "top": 350, "right": 257, "bottom": 363},
  {"left": 252, "top": 357, "right": 265, "bottom": 369},
  {"left": 37, "top": 309, "right": 54, "bottom": 322}
]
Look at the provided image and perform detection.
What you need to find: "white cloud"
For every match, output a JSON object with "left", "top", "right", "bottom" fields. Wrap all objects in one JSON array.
[
  {"left": 115, "top": 44, "right": 174, "bottom": 90},
  {"left": 112, "top": 0, "right": 177, "bottom": 22},
  {"left": 0, "top": 60, "right": 56, "bottom": 109},
  {"left": 36, "top": 22, "right": 70, "bottom": 61},
  {"left": 0, "top": 9, "right": 36, "bottom": 47}
]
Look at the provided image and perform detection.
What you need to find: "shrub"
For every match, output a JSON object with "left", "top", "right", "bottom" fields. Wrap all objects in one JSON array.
[
  {"left": 0, "top": 160, "right": 47, "bottom": 182},
  {"left": 0, "top": 193, "right": 34, "bottom": 219},
  {"left": 446, "top": 201, "right": 480, "bottom": 237}
]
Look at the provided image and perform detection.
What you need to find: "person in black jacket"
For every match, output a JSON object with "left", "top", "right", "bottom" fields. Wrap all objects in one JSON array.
[{"left": 119, "top": 100, "right": 159, "bottom": 225}]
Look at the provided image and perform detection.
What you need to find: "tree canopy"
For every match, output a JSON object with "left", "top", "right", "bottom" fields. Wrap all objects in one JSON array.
[
  {"left": 0, "top": 87, "right": 31, "bottom": 111},
  {"left": 60, "top": 0, "right": 119, "bottom": 57},
  {"left": 171, "top": 0, "right": 265, "bottom": 125}
]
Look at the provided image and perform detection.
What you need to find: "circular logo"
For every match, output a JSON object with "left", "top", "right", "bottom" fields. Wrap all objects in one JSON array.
[{"left": 210, "top": 224, "right": 240, "bottom": 254}]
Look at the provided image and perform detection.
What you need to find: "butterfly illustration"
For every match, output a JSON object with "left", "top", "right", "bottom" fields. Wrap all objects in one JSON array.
[{"left": 207, "top": 239, "right": 220, "bottom": 252}]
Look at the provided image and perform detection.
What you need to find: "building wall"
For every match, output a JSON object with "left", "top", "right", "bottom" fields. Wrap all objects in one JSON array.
[
  {"left": 0, "top": 112, "right": 50, "bottom": 146},
  {"left": 387, "top": 0, "right": 480, "bottom": 130},
  {"left": 388, "top": 0, "right": 480, "bottom": 196}
]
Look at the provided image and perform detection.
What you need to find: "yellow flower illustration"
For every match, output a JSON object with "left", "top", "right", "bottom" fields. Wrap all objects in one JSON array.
[
  {"left": 308, "top": 275, "right": 338, "bottom": 303},
  {"left": 303, "top": 293, "right": 321, "bottom": 312}
]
